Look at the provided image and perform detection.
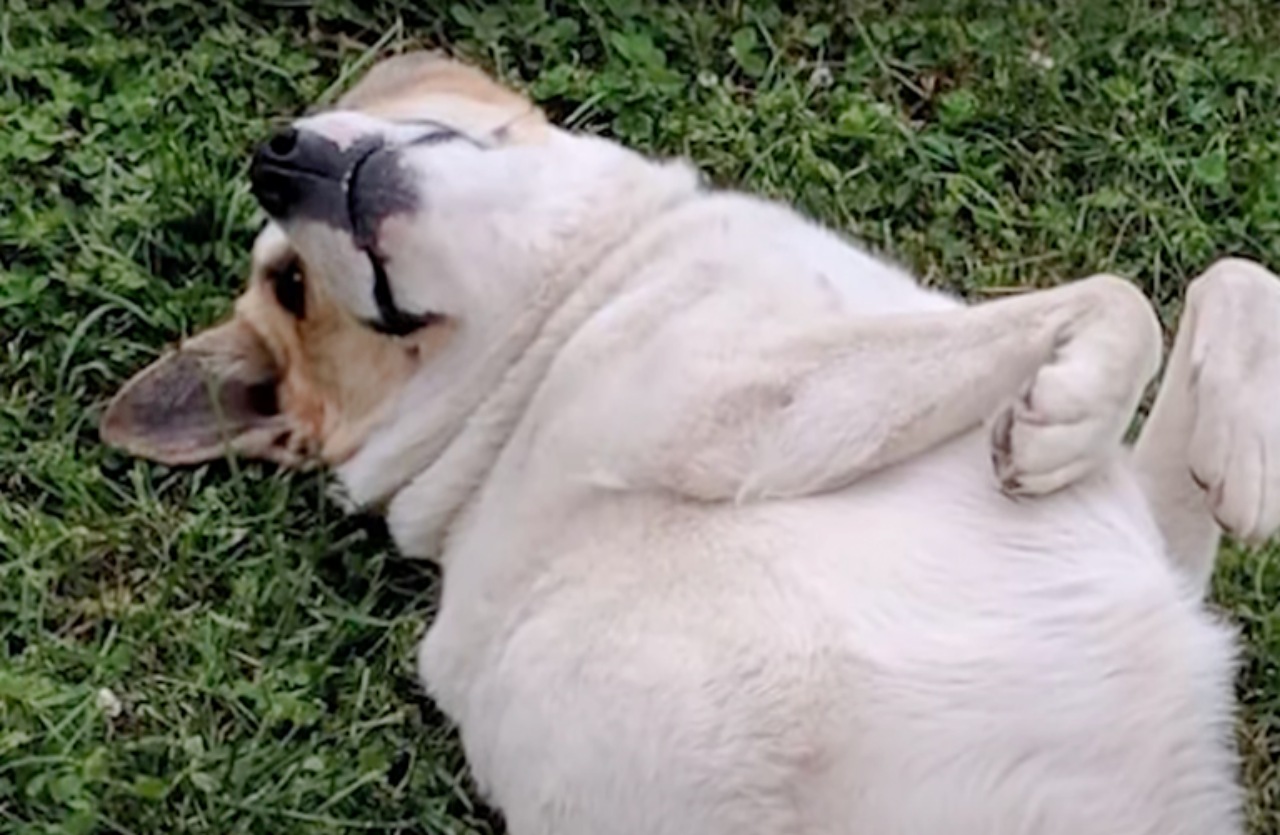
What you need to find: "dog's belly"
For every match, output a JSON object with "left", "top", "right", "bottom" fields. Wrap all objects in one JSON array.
[{"left": 423, "top": 432, "right": 1239, "bottom": 835}]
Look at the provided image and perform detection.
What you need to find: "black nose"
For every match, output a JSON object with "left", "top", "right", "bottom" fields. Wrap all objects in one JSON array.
[
  {"left": 266, "top": 127, "right": 299, "bottom": 158},
  {"left": 250, "top": 127, "right": 348, "bottom": 220}
]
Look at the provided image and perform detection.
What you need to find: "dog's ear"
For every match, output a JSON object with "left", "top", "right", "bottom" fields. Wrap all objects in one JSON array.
[
  {"left": 100, "top": 318, "right": 297, "bottom": 466},
  {"left": 337, "top": 51, "right": 453, "bottom": 109},
  {"left": 334, "top": 50, "right": 546, "bottom": 136}
]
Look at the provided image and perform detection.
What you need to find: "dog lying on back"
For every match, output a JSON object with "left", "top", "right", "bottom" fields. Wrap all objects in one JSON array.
[{"left": 104, "top": 53, "right": 1280, "bottom": 834}]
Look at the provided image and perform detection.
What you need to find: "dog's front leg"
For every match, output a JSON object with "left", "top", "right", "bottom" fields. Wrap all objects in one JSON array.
[
  {"left": 630, "top": 274, "right": 1161, "bottom": 503},
  {"left": 1134, "top": 258, "right": 1280, "bottom": 593}
]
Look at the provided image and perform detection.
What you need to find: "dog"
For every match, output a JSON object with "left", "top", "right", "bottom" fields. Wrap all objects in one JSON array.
[{"left": 102, "top": 52, "right": 1280, "bottom": 834}]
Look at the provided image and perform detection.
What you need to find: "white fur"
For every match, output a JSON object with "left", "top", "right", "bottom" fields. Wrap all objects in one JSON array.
[{"left": 272, "top": 111, "right": 1280, "bottom": 834}]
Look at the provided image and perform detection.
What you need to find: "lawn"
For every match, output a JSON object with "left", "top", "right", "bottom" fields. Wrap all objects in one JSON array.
[{"left": 2, "top": 0, "right": 1279, "bottom": 832}]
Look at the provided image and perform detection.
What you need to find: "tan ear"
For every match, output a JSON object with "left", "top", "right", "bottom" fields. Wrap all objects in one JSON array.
[
  {"left": 335, "top": 51, "right": 546, "bottom": 133},
  {"left": 337, "top": 51, "right": 454, "bottom": 109},
  {"left": 101, "top": 318, "right": 301, "bottom": 466}
]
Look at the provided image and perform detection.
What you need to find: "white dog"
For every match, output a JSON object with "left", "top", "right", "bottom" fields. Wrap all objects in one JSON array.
[{"left": 103, "top": 54, "right": 1280, "bottom": 834}]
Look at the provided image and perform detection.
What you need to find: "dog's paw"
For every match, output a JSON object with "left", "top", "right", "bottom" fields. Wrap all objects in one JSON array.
[
  {"left": 992, "top": 275, "right": 1162, "bottom": 497},
  {"left": 1185, "top": 259, "right": 1280, "bottom": 543}
]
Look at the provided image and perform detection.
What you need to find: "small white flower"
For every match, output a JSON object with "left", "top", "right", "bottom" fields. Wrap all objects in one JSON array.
[
  {"left": 96, "top": 687, "right": 123, "bottom": 719},
  {"left": 1028, "top": 48, "right": 1055, "bottom": 70},
  {"left": 809, "top": 65, "right": 834, "bottom": 89}
]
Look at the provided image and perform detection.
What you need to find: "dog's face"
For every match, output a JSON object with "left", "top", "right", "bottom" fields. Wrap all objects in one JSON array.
[
  {"left": 103, "top": 54, "right": 559, "bottom": 469},
  {"left": 103, "top": 52, "right": 696, "bottom": 514}
]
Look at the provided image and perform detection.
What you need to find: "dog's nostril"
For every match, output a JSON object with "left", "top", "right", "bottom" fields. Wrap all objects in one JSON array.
[
  {"left": 249, "top": 127, "right": 352, "bottom": 219},
  {"left": 267, "top": 127, "right": 299, "bottom": 158},
  {"left": 251, "top": 169, "right": 297, "bottom": 218}
]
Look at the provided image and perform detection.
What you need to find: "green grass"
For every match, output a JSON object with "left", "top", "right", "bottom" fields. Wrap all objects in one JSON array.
[{"left": 2, "top": 0, "right": 1280, "bottom": 831}]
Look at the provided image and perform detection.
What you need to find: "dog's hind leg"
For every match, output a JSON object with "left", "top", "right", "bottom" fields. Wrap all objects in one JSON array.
[
  {"left": 1133, "top": 258, "right": 1280, "bottom": 593},
  {"left": 618, "top": 274, "right": 1161, "bottom": 503}
]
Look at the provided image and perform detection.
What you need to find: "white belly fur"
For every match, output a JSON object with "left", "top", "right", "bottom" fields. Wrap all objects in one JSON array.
[{"left": 420, "top": 431, "right": 1238, "bottom": 835}]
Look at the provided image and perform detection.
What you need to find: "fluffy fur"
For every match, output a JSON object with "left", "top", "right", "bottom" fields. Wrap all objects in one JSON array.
[{"left": 103, "top": 54, "right": 1280, "bottom": 834}]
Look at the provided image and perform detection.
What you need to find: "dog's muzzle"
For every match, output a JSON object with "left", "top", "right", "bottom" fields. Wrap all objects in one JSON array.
[
  {"left": 249, "top": 126, "right": 436, "bottom": 338},
  {"left": 249, "top": 127, "right": 382, "bottom": 228},
  {"left": 249, "top": 126, "right": 423, "bottom": 253}
]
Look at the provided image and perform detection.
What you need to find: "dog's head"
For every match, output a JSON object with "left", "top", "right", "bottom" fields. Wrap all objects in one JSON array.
[{"left": 102, "top": 53, "right": 697, "bottom": 519}]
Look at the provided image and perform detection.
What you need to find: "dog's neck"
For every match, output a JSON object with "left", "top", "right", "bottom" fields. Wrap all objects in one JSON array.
[{"left": 335, "top": 143, "right": 702, "bottom": 557}]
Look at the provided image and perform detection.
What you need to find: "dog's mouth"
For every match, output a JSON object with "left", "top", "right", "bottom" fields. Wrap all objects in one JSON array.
[
  {"left": 343, "top": 144, "right": 441, "bottom": 338},
  {"left": 344, "top": 139, "right": 391, "bottom": 247}
]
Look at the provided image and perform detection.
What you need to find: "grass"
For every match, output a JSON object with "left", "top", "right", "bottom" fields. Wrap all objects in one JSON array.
[{"left": 2, "top": 0, "right": 1280, "bottom": 831}]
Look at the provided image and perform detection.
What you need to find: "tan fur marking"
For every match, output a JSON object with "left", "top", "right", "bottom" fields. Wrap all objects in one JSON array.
[
  {"left": 337, "top": 52, "right": 547, "bottom": 142},
  {"left": 234, "top": 238, "right": 451, "bottom": 465}
]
